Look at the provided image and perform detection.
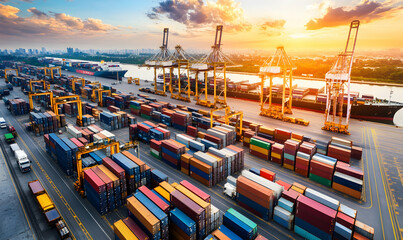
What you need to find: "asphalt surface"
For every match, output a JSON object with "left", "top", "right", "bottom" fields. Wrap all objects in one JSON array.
[{"left": 0, "top": 71, "right": 402, "bottom": 240}]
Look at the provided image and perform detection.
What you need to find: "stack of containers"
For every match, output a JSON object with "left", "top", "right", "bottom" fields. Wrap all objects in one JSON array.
[
  {"left": 151, "top": 170, "right": 168, "bottom": 188},
  {"left": 60, "top": 138, "right": 78, "bottom": 171},
  {"left": 351, "top": 145, "right": 363, "bottom": 160},
  {"left": 141, "top": 105, "right": 154, "bottom": 119},
  {"left": 193, "top": 151, "right": 218, "bottom": 186},
  {"left": 332, "top": 162, "right": 363, "bottom": 199},
  {"left": 150, "top": 139, "right": 162, "bottom": 159},
  {"left": 47, "top": 133, "right": 73, "bottom": 176},
  {"left": 294, "top": 195, "right": 337, "bottom": 240},
  {"left": 122, "top": 150, "right": 148, "bottom": 187},
  {"left": 127, "top": 196, "right": 161, "bottom": 240},
  {"left": 169, "top": 208, "right": 197, "bottom": 240},
  {"left": 283, "top": 139, "right": 299, "bottom": 171},
  {"left": 310, "top": 154, "right": 337, "bottom": 187},
  {"left": 133, "top": 191, "right": 168, "bottom": 239},
  {"left": 67, "top": 125, "right": 82, "bottom": 139},
  {"left": 249, "top": 136, "right": 273, "bottom": 161},
  {"left": 243, "top": 131, "right": 255, "bottom": 147},
  {"left": 100, "top": 111, "right": 118, "bottom": 131},
  {"left": 112, "top": 153, "right": 139, "bottom": 195},
  {"left": 211, "top": 225, "right": 242, "bottom": 240},
  {"left": 171, "top": 112, "right": 189, "bottom": 131},
  {"left": 171, "top": 189, "right": 206, "bottom": 239},
  {"left": 202, "top": 134, "right": 221, "bottom": 149},
  {"left": 150, "top": 127, "right": 170, "bottom": 141},
  {"left": 223, "top": 208, "right": 258, "bottom": 240},
  {"left": 98, "top": 165, "right": 122, "bottom": 208},
  {"left": 206, "top": 126, "right": 236, "bottom": 148},
  {"left": 236, "top": 170, "right": 281, "bottom": 221},
  {"left": 172, "top": 182, "right": 211, "bottom": 234},
  {"left": 129, "top": 124, "right": 138, "bottom": 142},
  {"left": 271, "top": 143, "right": 284, "bottom": 165},
  {"left": 315, "top": 139, "right": 329, "bottom": 155},
  {"left": 84, "top": 168, "right": 107, "bottom": 215},
  {"left": 129, "top": 100, "right": 142, "bottom": 116},
  {"left": 180, "top": 153, "right": 192, "bottom": 175},
  {"left": 161, "top": 140, "right": 186, "bottom": 169},
  {"left": 92, "top": 166, "right": 115, "bottom": 212},
  {"left": 8, "top": 99, "right": 29, "bottom": 115},
  {"left": 295, "top": 142, "right": 316, "bottom": 177},
  {"left": 189, "top": 157, "right": 213, "bottom": 187},
  {"left": 138, "top": 122, "right": 153, "bottom": 143},
  {"left": 161, "top": 114, "right": 172, "bottom": 127},
  {"left": 328, "top": 143, "right": 352, "bottom": 164},
  {"left": 102, "top": 157, "right": 127, "bottom": 204},
  {"left": 186, "top": 126, "right": 198, "bottom": 138},
  {"left": 274, "top": 189, "right": 299, "bottom": 230},
  {"left": 274, "top": 128, "right": 292, "bottom": 144},
  {"left": 257, "top": 126, "right": 274, "bottom": 141}
]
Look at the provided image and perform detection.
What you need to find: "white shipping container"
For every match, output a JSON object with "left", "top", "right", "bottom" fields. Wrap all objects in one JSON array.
[
  {"left": 226, "top": 176, "right": 237, "bottom": 186},
  {"left": 241, "top": 170, "right": 283, "bottom": 199},
  {"left": 207, "top": 129, "right": 226, "bottom": 147},
  {"left": 305, "top": 188, "right": 340, "bottom": 210},
  {"left": 312, "top": 154, "right": 337, "bottom": 166},
  {"left": 93, "top": 134, "right": 103, "bottom": 144},
  {"left": 100, "top": 130, "right": 116, "bottom": 141},
  {"left": 88, "top": 126, "right": 100, "bottom": 134},
  {"left": 67, "top": 125, "right": 82, "bottom": 138},
  {"left": 194, "top": 152, "right": 218, "bottom": 167}
]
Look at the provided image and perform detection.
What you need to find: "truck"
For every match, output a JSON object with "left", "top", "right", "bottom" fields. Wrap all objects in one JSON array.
[
  {"left": 4, "top": 133, "right": 15, "bottom": 144},
  {"left": 8, "top": 125, "right": 17, "bottom": 138},
  {"left": 14, "top": 149, "right": 31, "bottom": 173},
  {"left": 0, "top": 117, "right": 6, "bottom": 129},
  {"left": 223, "top": 182, "right": 236, "bottom": 199},
  {"left": 28, "top": 180, "right": 62, "bottom": 226}
]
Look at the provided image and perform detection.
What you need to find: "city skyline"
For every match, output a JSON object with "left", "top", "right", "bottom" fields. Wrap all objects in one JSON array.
[{"left": 0, "top": 0, "right": 402, "bottom": 54}]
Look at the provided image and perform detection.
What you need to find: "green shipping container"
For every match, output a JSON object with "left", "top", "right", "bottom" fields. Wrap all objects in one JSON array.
[
  {"left": 227, "top": 208, "right": 258, "bottom": 236},
  {"left": 309, "top": 173, "right": 332, "bottom": 187},
  {"left": 141, "top": 114, "right": 151, "bottom": 119},
  {"left": 150, "top": 151, "right": 161, "bottom": 159},
  {"left": 250, "top": 138, "right": 271, "bottom": 150}
]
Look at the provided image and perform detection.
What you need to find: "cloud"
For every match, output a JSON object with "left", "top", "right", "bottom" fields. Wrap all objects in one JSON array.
[
  {"left": 147, "top": 0, "right": 251, "bottom": 32},
  {"left": 0, "top": 4, "right": 118, "bottom": 38},
  {"left": 20, "top": 0, "right": 34, "bottom": 2},
  {"left": 259, "top": 19, "right": 285, "bottom": 36},
  {"left": 306, "top": 0, "right": 402, "bottom": 30}
]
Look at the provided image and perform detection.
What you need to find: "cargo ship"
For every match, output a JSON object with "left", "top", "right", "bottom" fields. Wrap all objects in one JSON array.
[
  {"left": 46, "top": 58, "right": 127, "bottom": 80},
  {"left": 155, "top": 77, "right": 403, "bottom": 124}
]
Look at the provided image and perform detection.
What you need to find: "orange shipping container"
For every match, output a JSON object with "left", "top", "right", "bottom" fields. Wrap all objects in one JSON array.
[
  {"left": 127, "top": 196, "right": 160, "bottom": 235},
  {"left": 122, "top": 150, "right": 146, "bottom": 172},
  {"left": 113, "top": 219, "right": 139, "bottom": 240}
]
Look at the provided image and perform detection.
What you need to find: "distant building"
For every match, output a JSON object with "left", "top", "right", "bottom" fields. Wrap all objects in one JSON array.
[
  {"left": 67, "top": 47, "right": 74, "bottom": 55},
  {"left": 41, "top": 47, "right": 47, "bottom": 54},
  {"left": 75, "top": 48, "right": 80, "bottom": 53}
]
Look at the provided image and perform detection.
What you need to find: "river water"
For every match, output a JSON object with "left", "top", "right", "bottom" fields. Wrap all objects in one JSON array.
[{"left": 121, "top": 64, "right": 403, "bottom": 103}]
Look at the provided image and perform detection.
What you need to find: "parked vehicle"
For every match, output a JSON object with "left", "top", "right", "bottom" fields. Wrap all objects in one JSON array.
[
  {"left": 0, "top": 117, "right": 6, "bottom": 129},
  {"left": 4, "top": 133, "right": 15, "bottom": 144},
  {"left": 223, "top": 182, "right": 236, "bottom": 199},
  {"left": 14, "top": 149, "right": 30, "bottom": 173}
]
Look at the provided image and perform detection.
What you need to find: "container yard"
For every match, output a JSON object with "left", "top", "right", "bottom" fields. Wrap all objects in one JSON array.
[
  {"left": 0, "top": 7, "right": 402, "bottom": 240},
  {"left": 0, "top": 64, "right": 401, "bottom": 240}
]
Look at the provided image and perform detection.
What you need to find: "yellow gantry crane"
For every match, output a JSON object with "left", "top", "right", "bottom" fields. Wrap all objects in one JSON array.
[
  {"left": 127, "top": 77, "right": 140, "bottom": 85},
  {"left": 323, "top": 20, "right": 360, "bottom": 135},
  {"left": 29, "top": 80, "right": 48, "bottom": 92},
  {"left": 48, "top": 67, "right": 62, "bottom": 81},
  {"left": 52, "top": 95, "right": 83, "bottom": 126},
  {"left": 74, "top": 141, "right": 120, "bottom": 197},
  {"left": 71, "top": 77, "right": 85, "bottom": 93},
  {"left": 192, "top": 25, "right": 232, "bottom": 108},
  {"left": 4, "top": 68, "right": 18, "bottom": 82},
  {"left": 259, "top": 46, "right": 295, "bottom": 120},
  {"left": 209, "top": 106, "right": 244, "bottom": 140},
  {"left": 170, "top": 45, "right": 194, "bottom": 102},
  {"left": 28, "top": 91, "right": 54, "bottom": 111},
  {"left": 98, "top": 89, "right": 111, "bottom": 107}
]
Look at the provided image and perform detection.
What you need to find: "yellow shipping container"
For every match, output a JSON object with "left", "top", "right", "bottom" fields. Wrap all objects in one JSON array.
[
  {"left": 283, "top": 163, "right": 295, "bottom": 171},
  {"left": 98, "top": 165, "right": 119, "bottom": 187},
  {"left": 250, "top": 144, "right": 269, "bottom": 156},
  {"left": 127, "top": 197, "right": 160, "bottom": 234},
  {"left": 154, "top": 186, "right": 170, "bottom": 202},
  {"left": 113, "top": 219, "right": 139, "bottom": 240},
  {"left": 259, "top": 127, "right": 275, "bottom": 135},
  {"left": 36, "top": 193, "right": 54, "bottom": 212},
  {"left": 244, "top": 137, "right": 250, "bottom": 143},
  {"left": 291, "top": 185, "right": 304, "bottom": 194},
  {"left": 271, "top": 152, "right": 282, "bottom": 159},
  {"left": 160, "top": 181, "right": 176, "bottom": 194}
]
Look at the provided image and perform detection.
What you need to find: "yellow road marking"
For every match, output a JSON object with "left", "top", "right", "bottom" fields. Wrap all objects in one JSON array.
[
  {"left": 372, "top": 128, "right": 400, "bottom": 239},
  {"left": 0, "top": 145, "right": 36, "bottom": 240},
  {"left": 102, "top": 216, "right": 113, "bottom": 230},
  {"left": 367, "top": 127, "right": 385, "bottom": 239},
  {"left": 361, "top": 126, "right": 373, "bottom": 209}
]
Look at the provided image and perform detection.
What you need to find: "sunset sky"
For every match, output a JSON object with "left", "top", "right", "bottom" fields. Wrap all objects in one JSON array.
[{"left": 0, "top": 0, "right": 402, "bottom": 53}]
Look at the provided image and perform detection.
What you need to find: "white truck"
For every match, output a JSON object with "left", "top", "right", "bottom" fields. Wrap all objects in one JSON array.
[
  {"left": 0, "top": 117, "right": 6, "bottom": 129},
  {"left": 223, "top": 176, "right": 237, "bottom": 199},
  {"left": 10, "top": 143, "right": 31, "bottom": 173}
]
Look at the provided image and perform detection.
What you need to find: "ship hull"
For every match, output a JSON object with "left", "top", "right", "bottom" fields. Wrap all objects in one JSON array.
[
  {"left": 62, "top": 66, "right": 127, "bottom": 80},
  {"left": 208, "top": 90, "right": 402, "bottom": 124}
]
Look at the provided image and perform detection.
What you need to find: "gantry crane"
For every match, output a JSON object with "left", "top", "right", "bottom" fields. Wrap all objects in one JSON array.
[
  {"left": 74, "top": 141, "right": 120, "bottom": 197},
  {"left": 98, "top": 89, "right": 112, "bottom": 107},
  {"left": 71, "top": 77, "right": 85, "bottom": 93},
  {"left": 169, "top": 45, "right": 195, "bottom": 102},
  {"left": 48, "top": 67, "right": 62, "bottom": 82},
  {"left": 210, "top": 106, "right": 243, "bottom": 140},
  {"left": 191, "top": 25, "right": 232, "bottom": 108},
  {"left": 29, "top": 80, "right": 48, "bottom": 92},
  {"left": 127, "top": 77, "right": 140, "bottom": 85},
  {"left": 259, "top": 46, "right": 296, "bottom": 120},
  {"left": 145, "top": 28, "right": 172, "bottom": 96},
  {"left": 28, "top": 91, "right": 54, "bottom": 111},
  {"left": 52, "top": 95, "right": 83, "bottom": 126},
  {"left": 4, "top": 68, "right": 18, "bottom": 82},
  {"left": 323, "top": 20, "right": 360, "bottom": 135}
]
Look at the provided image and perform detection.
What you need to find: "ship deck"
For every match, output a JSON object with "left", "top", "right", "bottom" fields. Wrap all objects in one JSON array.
[{"left": 1, "top": 70, "right": 402, "bottom": 239}]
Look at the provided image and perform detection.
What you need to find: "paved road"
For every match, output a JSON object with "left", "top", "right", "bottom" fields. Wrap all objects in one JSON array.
[{"left": 1, "top": 71, "right": 402, "bottom": 239}]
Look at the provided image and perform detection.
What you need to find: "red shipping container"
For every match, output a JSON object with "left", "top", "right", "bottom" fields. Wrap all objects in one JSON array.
[
  {"left": 138, "top": 123, "right": 151, "bottom": 133},
  {"left": 335, "top": 161, "right": 363, "bottom": 180},
  {"left": 328, "top": 144, "right": 351, "bottom": 163},
  {"left": 351, "top": 146, "right": 363, "bottom": 160},
  {"left": 281, "top": 189, "right": 300, "bottom": 204},
  {"left": 336, "top": 211, "right": 355, "bottom": 230},
  {"left": 260, "top": 168, "right": 276, "bottom": 182},
  {"left": 180, "top": 180, "right": 211, "bottom": 203},
  {"left": 78, "top": 137, "right": 88, "bottom": 145},
  {"left": 138, "top": 186, "right": 169, "bottom": 214},
  {"left": 186, "top": 126, "right": 198, "bottom": 138},
  {"left": 275, "top": 180, "right": 291, "bottom": 191},
  {"left": 144, "top": 121, "right": 158, "bottom": 128},
  {"left": 236, "top": 176, "right": 273, "bottom": 209},
  {"left": 84, "top": 168, "right": 106, "bottom": 194},
  {"left": 296, "top": 195, "right": 337, "bottom": 234},
  {"left": 92, "top": 166, "right": 113, "bottom": 191},
  {"left": 103, "top": 157, "right": 126, "bottom": 179},
  {"left": 250, "top": 149, "right": 269, "bottom": 160}
]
